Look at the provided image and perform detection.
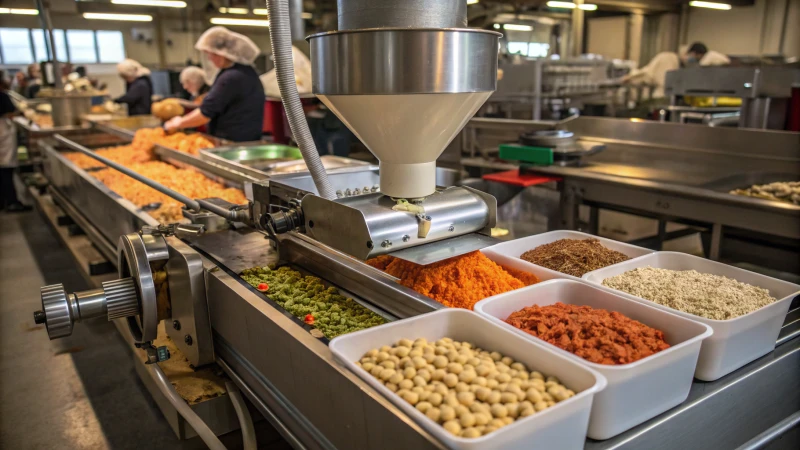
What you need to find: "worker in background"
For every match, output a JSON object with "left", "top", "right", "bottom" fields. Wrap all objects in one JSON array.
[
  {"left": 114, "top": 59, "right": 153, "bottom": 116},
  {"left": 10, "top": 64, "right": 42, "bottom": 99},
  {"left": 165, "top": 27, "right": 264, "bottom": 142},
  {"left": 179, "top": 66, "right": 210, "bottom": 104},
  {"left": 621, "top": 51, "right": 680, "bottom": 98},
  {"left": 0, "top": 71, "right": 30, "bottom": 212},
  {"left": 683, "top": 42, "right": 730, "bottom": 66}
]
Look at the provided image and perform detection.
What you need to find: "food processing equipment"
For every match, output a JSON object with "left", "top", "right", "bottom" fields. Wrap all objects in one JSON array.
[{"left": 25, "top": 1, "right": 800, "bottom": 449}]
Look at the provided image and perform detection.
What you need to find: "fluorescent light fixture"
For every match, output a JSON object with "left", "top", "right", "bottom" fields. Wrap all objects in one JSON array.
[
  {"left": 467, "top": 0, "right": 479, "bottom": 5},
  {"left": 503, "top": 24, "right": 533, "bottom": 31},
  {"left": 0, "top": 8, "right": 40, "bottom": 15},
  {"left": 210, "top": 17, "right": 270, "bottom": 27},
  {"left": 546, "top": 1, "right": 597, "bottom": 9},
  {"left": 493, "top": 23, "right": 501, "bottom": 29},
  {"left": 689, "top": 1, "right": 731, "bottom": 9},
  {"left": 253, "top": 8, "right": 268, "bottom": 15},
  {"left": 83, "top": 12, "right": 153, "bottom": 21},
  {"left": 301, "top": 12, "right": 312, "bottom": 19},
  {"left": 112, "top": 0, "right": 186, "bottom": 7},
  {"left": 219, "top": 7, "right": 249, "bottom": 14}
]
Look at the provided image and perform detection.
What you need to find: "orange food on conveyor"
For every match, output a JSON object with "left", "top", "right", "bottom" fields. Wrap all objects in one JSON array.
[{"left": 367, "top": 251, "right": 539, "bottom": 310}]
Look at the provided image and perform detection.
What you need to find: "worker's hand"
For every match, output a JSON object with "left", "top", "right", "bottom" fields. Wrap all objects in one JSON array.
[
  {"left": 620, "top": 74, "right": 632, "bottom": 84},
  {"left": 164, "top": 116, "right": 183, "bottom": 132}
]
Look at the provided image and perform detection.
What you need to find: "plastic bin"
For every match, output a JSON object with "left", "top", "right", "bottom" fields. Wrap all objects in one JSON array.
[
  {"left": 329, "top": 309, "right": 607, "bottom": 450},
  {"left": 482, "top": 230, "right": 654, "bottom": 282},
  {"left": 583, "top": 252, "right": 800, "bottom": 381},
  {"left": 474, "top": 280, "right": 712, "bottom": 440}
]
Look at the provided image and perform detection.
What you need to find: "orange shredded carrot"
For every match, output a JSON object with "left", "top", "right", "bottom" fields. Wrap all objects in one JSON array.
[{"left": 367, "top": 251, "right": 538, "bottom": 310}]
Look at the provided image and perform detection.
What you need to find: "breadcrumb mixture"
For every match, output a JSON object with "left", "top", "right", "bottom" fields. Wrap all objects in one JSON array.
[{"left": 602, "top": 267, "right": 777, "bottom": 320}]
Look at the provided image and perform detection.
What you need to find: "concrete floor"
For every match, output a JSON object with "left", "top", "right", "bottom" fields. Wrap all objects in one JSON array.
[{"left": 0, "top": 209, "right": 290, "bottom": 450}]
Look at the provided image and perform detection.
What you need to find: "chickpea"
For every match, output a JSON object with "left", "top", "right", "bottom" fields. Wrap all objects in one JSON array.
[
  {"left": 487, "top": 390, "right": 502, "bottom": 405},
  {"left": 412, "top": 386, "right": 425, "bottom": 395},
  {"left": 454, "top": 382, "right": 470, "bottom": 393},
  {"left": 460, "top": 412, "right": 476, "bottom": 428},
  {"left": 362, "top": 362, "right": 375, "bottom": 372},
  {"left": 490, "top": 404, "right": 508, "bottom": 419},
  {"left": 475, "top": 364, "right": 491, "bottom": 377},
  {"left": 454, "top": 404, "right": 470, "bottom": 418},
  {"left": 434, "top": 384, "right": 449, "bottom": 396},
  {"left": 532, "top": 379, "right": 546, "bottom": 393},
  {"left": 447, "top": 362, "right": 464, "bottom": 375},
  {"left": 445, "top": 393, "right": 460, "bottom": 408},
  {"left": 426, "top": 407, "right": 441, "bottom": 423},
  {"left": 399, "top": 379, "right": 414, "bottom": 390},
  {"left": 380, "top": 360, "right": 395, "bottom": 370},
  {"left": 370, "top": 366, "right": 384, "bottom": 378},
  {"left": 534, "top": 401, "right": 548, "bottom": 412},
  {"left": 417, "top": 369, "right": 432, "bottom": 383},
  {"left": 443, "top": 373, "right": 459, "bottom": 388},
  {"left": 501, "top": 416, "right": 514, "bottom": 426},
  {"left": 542, "top": 392, "right": 554, "bottom": 402},
  {"left": 428, "top": 392, "right": 443, "bottom": 407},
  {"left": 510, "top": 362, "right": 527, "bottom": 372},
  {"left": 486, "top": 379, "right": 499, "bottom": 390},
  {"left": 394, "top": 346, "right": 410, "bottom": 358},
  {"left": 377, "top": 352, "right": 390, "bottom": 362},
  {"left": 466, "top": 357, "right": 481, "bottom": 367},
  {"left": 471, "top": 402, "right": 490, "bottom": 415},
  {"left": 474, "top": 412, "right": 490, "bottom": 426},
  {"left": 366, "top": 349, "right": 379, "bottom": 357},
  {"left": 424, "top": 384, "right": 435, "bottom": 392},
  {"left": 446, "top": 350, "right": 460, "bottom": 362},
  {"left": 457, "top": 391, "right": 475, "bottom": 407},
  {"left": 483, "top": 425, "right": 498, "bottom": 434},
  {"left": 411, "top": 357, "right": 427, "bottom": 370},
  {"left": 385, "top": 383, "right": 398, "bottom": 392},
  {"left": 360, "top": 357, "right": 371, "bottom": 364},
  {"left": 461, "top": 427, "right": 481, "bottom": 438},
  {"left": 416, "top": 401, "right": 432, "bottom": 413},
  {"left": 459, "top": 370, "right": 476, "bottom": 384},
  {"left": 489, "top": 419, "right": 505, "bottom": 429},
  {"left": 440, "top": 405, "right": 456, "bottom": 422},
  {"left": 546, "top": 375, "right": 560, "bottom": 384},
  {"left": 531, "top": 371, "right": 545, "bottom": 380},
  {"left": 443, "top": 420, "right": 461, "bottom": 436},
  {"left": 473, "top": 376, "right": 488, "bottom": 387},
  {"left": 500, "top": 356, "right": 513, "bottom": 366},
  {"left": 520, "top": 407, "right": 535, "bottom": 418},
  {"left": 517, "top": 371, "right": 529, "bottom": 381},
  {"left": 432, "top": 355, "right": 448, "bottom": 369},
  {"left": 489, "top": 351, "right": 502, "bottom": 361},
  {"left": 380, "top": 345, "right": 392, "bottom": 353},
  {"left": 435, "top": 339, "right": 449, "bottom": 347},
  {"left": 409, "top": 349, "right": 423, "bottom": 358},
  {"left": 547, "top": 401, "right": 555, "bottom": 407},
  {"left": 419, "top": 391, "right": 431, "bottom": 402},
  {"left": 413, "top": 338, "right": 428, "bottom": 347},
  {"left": 508, "top": 369, "right": 519, "bottom": 378},
  {"left": 500, "top": 392, "right": 517, "bottom": 404},
  {"left": 496, "top": 373, "right": 511, "bottom": 383},
  {"left": 527, "top": 388, "right": 543, "bottom": 404},
  {"left": 544, "top": 381, "right": 558, "bottom": 390},
  {"left": 389, "top": 372, "right": 404, "bottom": 385},
  {"left": 475, "top": 387, "right": 491, "bottom": 402},
  {"left": 434, "top": 346, "right": 448, "bottom": 356},
  {"left": 413, "top": 376, "right": 427, "bottom": 387},
  {"left": 506, "top": 402, "right": 520, "bottom": 419},
  {"left": 423, "top": 353, "right": 436, "bottom": 364},
  {"left": 496, "top": 364, "right": 510, "bottom": 374},
  {"left": 403, "top": 391, "right": 420, "bottom": 406},
  {"left": 432, "top": 369, "right": 447, "bottom": 381}
]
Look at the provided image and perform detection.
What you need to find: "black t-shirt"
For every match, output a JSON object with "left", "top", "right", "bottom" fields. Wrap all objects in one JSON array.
[
  {"left": 0, "top": 91, "right": 15, "bottom": 116},
  {"left": 115, "top": 76, "right": 153, "bottom": 116},
  {"left": 201, "top": 64, "right": 264, "bottom": 142}
]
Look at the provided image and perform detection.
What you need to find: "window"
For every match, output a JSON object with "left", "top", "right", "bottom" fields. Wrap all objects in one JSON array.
[
  {"left": 0, "top": 28, "right": 122, "bottom": 64},
  {"left": 506, "top": 41, "right": 551, "bottom": 58},
  {"left": 96, "top": 30, "right": 125, "bottom": 63},
  {"left": 507, "top": 41, "right": 530, "bottom": 56},
  {"left": 67, "top": 30, "right": 97, "bottom": 63},
  {"left": 0, "top": 28, "right": 34, "bottom": 64}
]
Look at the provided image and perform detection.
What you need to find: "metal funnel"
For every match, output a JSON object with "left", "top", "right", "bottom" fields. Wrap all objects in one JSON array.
[{"left": 308, "top": 28, "right": 501, "bottom": 198}]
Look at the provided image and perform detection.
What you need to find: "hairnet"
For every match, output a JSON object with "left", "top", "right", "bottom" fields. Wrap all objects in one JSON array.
[
  {"left": 117, "top": 59, "right": 151, "bottom": 79},
  {"left": 195, "top": 26, "right": 260, "bottom": 65},
  {"left": 179, "top": 66, "right": 207, "bottom": 86}
]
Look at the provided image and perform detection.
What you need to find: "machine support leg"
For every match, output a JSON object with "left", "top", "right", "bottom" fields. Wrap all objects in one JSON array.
[
  {"left": 709, "top": 223, "right": 723, "bottom": 261},
  {"left": 657, "top": 220, "right": 667, "bottom": 251},
  {"left": 588, "top": 206, "right": 599, "bottom": 236}
]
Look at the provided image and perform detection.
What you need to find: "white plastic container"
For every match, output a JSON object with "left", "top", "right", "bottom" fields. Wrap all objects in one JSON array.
[
  {"left": 583, "top": 252, "right": 800, "bottom": 381},
  {"left": 329, "top": 309, "right": 607, "bottom": 450},
  {"left": 482, "top": 230, "right": 654, "bottom": 282},
  {"left": 474, "top": 280, "right": 712, "bottom": 440}
]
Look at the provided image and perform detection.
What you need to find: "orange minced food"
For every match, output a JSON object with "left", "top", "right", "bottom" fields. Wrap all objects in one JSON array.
[
  {"left": 366, "top": 251, "right": 538, "bottom": 310},
  {"left": 505, "top": 302, "right": 670, "bottom": 365}
]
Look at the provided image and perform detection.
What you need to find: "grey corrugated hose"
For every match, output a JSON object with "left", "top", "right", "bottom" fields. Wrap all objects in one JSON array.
[{"left": 266, "top": 0, "right": 336, "bottom": 200}]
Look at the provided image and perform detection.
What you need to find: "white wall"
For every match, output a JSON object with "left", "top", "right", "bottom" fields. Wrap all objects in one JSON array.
[{"left": 587, "top": 16, "right": 627, "bottom": 60}]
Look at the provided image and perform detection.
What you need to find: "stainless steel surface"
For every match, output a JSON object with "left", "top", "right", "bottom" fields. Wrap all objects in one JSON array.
[
  {"left": 336, "top": 0, "right": 466, "bottom": 30},
  {"left": 91, "top": 116, "right": 164, "bottom": 135},
  {"left": 665, "top": 67, "right": 800, "bottom": 98},
  {"left": 736, "top": 410, "right": 800, "bottom": 450},
  {"left": 54, "top": 134, "right": 204, "bottom": 212},
  {"left": 104, "top": 278, "right": 140, "bottom": 320},
  {"left": 309, "top": 28, "right": 501, "bottom": 95},
  {"left": 40, "top": 284, "right": 73, "bottom": 339},
  {"left": 73, "top": 288, "right": 108, "bottom": 318},
  {"left": 389, "top": 233, "right": 497, "bottom": 265},
  {"left": 44, "top": 94, "right": 94, "bottom": 127},
  {"left": 302, "top": 186, "right": 494, "bottom": 260},
  {"left": 266, "top": 155, "right": 371, "bottom": 175},
  {"left": 165, "top": 237, "right": 215, "bottom": 367},
  {"left": 263, "top": 166, "right": 381, "bottom": 203}
]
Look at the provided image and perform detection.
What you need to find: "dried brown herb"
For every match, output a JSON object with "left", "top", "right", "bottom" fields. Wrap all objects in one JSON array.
[{"left": 520, "top": 238, "right": 630, "bottom": 277}]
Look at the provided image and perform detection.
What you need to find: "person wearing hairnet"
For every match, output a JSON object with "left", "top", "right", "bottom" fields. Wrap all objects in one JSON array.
[
  {"left": 621, "top": 51, "right": 680, "bottom": 98},
  {"left": 179, "top": 66, "right": 210, "bottom": 104},
  {"left": 164, "top": 27, "right": 264, "bottom": 142},
  {"left": 682, "top": 42, "right": 730, "bottom": 66},
  {"left": 114, "top": 59, "right": 153, "bottom": 116}
]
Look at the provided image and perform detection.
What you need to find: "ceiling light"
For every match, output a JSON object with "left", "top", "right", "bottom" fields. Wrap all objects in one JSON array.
[
  {"left": 111, "top": 0, "right": 186, "bottom": 7},
  {"left": 0, "top": 8, "right": 39, "bottom": 15},
  {"left": 503, "top": 24, "right": 534, "bottom": 31},
  {"left": 467, "top": 0, "right": 479, "bottom": 5},
  {"left": 83, "top": 12, "right": 153, "bottom": 21},
  {"left": 219, "top": 7, "right": 249, "bottom": 14},
  {"left": 689, "top": 1, "right": 731, "bottom": 10},
  {"left": 493, "top": 23, "right": 501, "bottom": 29},
  {"left": 546, "top": 1, "right": 597, "bottom": 9},
  {"left": 210, "top": 17, "right": 270, "bottom": 27}
]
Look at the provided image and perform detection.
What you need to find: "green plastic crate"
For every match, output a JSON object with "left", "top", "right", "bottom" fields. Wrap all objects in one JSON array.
[{"left": 498, "top": 143, "right": 554, "bottom": 166}]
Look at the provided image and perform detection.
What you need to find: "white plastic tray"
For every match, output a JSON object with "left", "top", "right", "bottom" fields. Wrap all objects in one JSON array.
[
  {"left": 474, "top": 280, "right": 712, "bottom": 440},
  {"left": 482, "top": 230, "right": 655, "bottom": 282},
  {"left": 329, "top": 309, "right": 607, "bottom": 450},
  {"left": 583, "top": 252, "right": 800, "bottom": 381}
]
